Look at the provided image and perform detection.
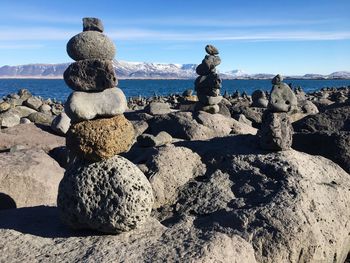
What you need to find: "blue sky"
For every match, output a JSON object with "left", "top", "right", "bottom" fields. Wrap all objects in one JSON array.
[{"left": 0, "top": 0, "right": 349, "bottom": 75}]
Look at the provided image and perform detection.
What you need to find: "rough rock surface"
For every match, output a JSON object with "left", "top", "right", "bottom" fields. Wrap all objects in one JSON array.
[
  {"left": 145, "top": 102, "right": 171, "bottom": 115},
  {"left": 83, "top": 17, "right": 104, "bottom": 32},
  {"left": 0, "top": 135, "right": 349, "bottom": 262},
  {"left": 145, "top": 145, "right": 206, "bottom": 208},
  {"left": 28, "top": 112, "right": 54, "bottom": 126},
  {"left": 57, "top": 155, "right": 154, "bottom": 234},
  {"left": 0, "top": 209, "right": 257, "bottom": 262},
  {"left": 64, "top": 59, "right": 117, "bottom": 91},
  {"left": 137, "top": 131, "right": 172, "bottom": 147},
  {"left": 258, "top": 112, "right": 293, "bottom": 151},
  {"left": 269, "top": 83, "right": 297, "bottom": 112},
  {"left": 67, "top": 31, "right": 116, "bottom": 61},
  {"left": 66, "top": 115, "right": 134, "bottom": 162},
  {"left": 65, "top": 88, "right": 127, "bottom": 123},
  {"left": 24, "top": 96, "right": 43, "bottom": 111},
  {"left": 0, "top": 124, "right": 65, "bottom": 152},
  {"left": 0, "top": 148, "right": 64, "bottom": 209},
  {"left": 150, "top": 111, "right": 256, "bottom": 140},
  {"left": 0, "top": 111, "right": 20, "bottom": 127}
]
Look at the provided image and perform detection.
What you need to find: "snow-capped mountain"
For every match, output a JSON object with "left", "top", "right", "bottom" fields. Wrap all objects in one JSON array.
[{"left": 0, "top": 61, "right": 349, "bottom": 80}]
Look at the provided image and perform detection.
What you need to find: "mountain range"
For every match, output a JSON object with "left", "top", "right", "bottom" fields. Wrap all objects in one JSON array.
[{"left": 0, "top": 60, "right": 349, "bottom": 80}]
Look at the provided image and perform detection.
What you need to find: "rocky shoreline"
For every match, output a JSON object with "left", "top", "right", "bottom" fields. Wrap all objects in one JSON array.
[{"left": 1, "top": 18, "right": 350, "bottom": 263}]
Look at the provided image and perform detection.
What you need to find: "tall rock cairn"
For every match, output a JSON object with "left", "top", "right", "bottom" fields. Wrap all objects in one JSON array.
[
  {"left": 194, "top": 45, "right": 223, "bottom": 114},
  {"left": 258, "top": 74, "right": 297, "bottom": 151},
  {"left": 57, "top": 18, "right": 154, "bottom": 234}
]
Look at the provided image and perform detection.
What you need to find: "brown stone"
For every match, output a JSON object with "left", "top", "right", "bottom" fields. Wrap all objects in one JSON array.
[{"left": 66, "top": 115, "right": 135, "bottom": 162}]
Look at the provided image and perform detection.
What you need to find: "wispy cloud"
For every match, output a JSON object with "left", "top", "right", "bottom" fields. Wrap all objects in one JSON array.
[
  {"left": 0, "top": 27, "right": 76, "bottom": 41},
  {"left": 0, "top": 44, "right": 44, "bottom": 49}
]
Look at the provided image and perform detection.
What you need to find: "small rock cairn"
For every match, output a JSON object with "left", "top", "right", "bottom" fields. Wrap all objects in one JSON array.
[
  {"left": 258, "top": 74, "right": 297, "bottom": 151},
  {"left": 195, "top": 45, "right": 223, "bottom": 114},
  {"left": 57, "top": 18, "right": 154, "bottom": 234}
]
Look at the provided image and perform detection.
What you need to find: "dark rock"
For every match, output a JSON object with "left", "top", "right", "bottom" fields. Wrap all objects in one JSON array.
[
  {"left": 82, "top": 17, "right": 104, "bottom": 32},
  {"left": 205, "top": 44, "right": 219, "bottom": 55},
  {"left": 269, "top": 82, "right": 297, "bottom": 112},
  {"left": 271, "top": 74, "right": 283, "bottom": 85},
  {"left": 64, "top": 59, "right": 117, "bottom": 91},
  {"left": 258, "top": 112, "right": 293, "bottom": 151},
  {"left": 251, "top": 90, "right": 268, "bottom": 108}
]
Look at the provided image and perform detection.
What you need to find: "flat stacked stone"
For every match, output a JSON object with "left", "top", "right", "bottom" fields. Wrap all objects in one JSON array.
[
  {"left": 194, "top": 45, "right": 222, "bottom": 114},
  {"left": 258, "top": 74, "right": 296, "bottom": 151},
  {"left": 58, "top": 18, "right": 153, "bottom": 234}
]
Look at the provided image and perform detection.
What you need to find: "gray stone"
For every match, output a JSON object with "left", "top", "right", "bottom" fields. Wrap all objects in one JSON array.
[
  {"left": 205, "top": 44, "right": 219, "bottom": 55},
  {"left": 7, "top": 106, "right": 36, "bottom": 118},
  {"left": 235, "top": 113, "right": 253, "bottom": 126},
  {"left": 200, "top": 104, "right": 220, "bottom": 114},
  {"left": 27, "top": 112, "right": 54, "bottom": 126},
  {"left": 51, "top": 112, "right": 71, "bottom": 136},
  {"left": 65, "top": 88, "right": 127, "bottom": 123},
  {"left": 195, "top": 73, "right": 222, "bottom": 96},
  {"left": 64, "top": 59, "right": 117, "bottom": 91},
  {"left": 145, "top": 102, "right": 171, "bottom": 115},
  {"left": 146, "top": 145, "right": 206, "bottom": 208},
  {"left": 272, "top": 74, "right": 283, "bottom": 85},
  {"left": 67, "top": 31, "right": 116, "bottom": 61},
  {"left": 24, "top": 96, "right": 43, "bottom": 111},
  {"left": 0, "top": 102, "right": 11, "bottom": 112},
  {"left": 57, "top": 155, "right": 154, "bottom": 234},
  {"left": 0, "top": 112, "right": 20, "bottom": 128},
  {"left": 17, "top": 89, "right": 32, "bottom": 100},
  {"left": 83, "top": 17, "right": 104, "bottom": 32},
  {"left": 0, "top": 148, "right": 64, "bottom": 208},
  {"left": 269, "top": 83, "right": 297, "bottom": 112},
  {"left": 196, "top": 55, "right": 221, "bottom": 75},
  {"left": 251, "top": 89, "right": 268, "bottom": 108},
  {"left": 39, "top": 104, "right": 52, "bottom": 114},
  {"left": 258, "top": 112, "right": 293, "bottom": 151},
  {"left": 198, "top": 95, "right": 223, "bottom": 105},
  {"left": 130, "top": 120, "right": 149, "bottom": 137},
  {"left": 137, "top": 131, "right": 172, "bottom": 147},
  {"left": 301, "top": 100, "right": 319, "bottom": 115}
]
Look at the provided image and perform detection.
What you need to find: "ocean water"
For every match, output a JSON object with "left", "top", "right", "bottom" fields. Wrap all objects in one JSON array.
[{"left": 0, "top": 79, "right": 350, "bottom": 102}]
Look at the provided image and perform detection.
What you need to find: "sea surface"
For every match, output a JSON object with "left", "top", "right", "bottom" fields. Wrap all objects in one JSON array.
[{"left": 1, "top": 79, "right": 350, "bottom": 102}]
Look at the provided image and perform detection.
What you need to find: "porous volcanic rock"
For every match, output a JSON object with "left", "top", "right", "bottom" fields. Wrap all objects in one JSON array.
[
  {"left": 63, "top": 59, "right": 117, "bottom": 91},
  {"left": 66, "top": 115, "right": 135, "bottom": 162},
  {"left": 57, "top": 155, "right": 154, "bottom": 234}
]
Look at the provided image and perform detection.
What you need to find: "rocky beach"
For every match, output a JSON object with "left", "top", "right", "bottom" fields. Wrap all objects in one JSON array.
[{"left": 1, "top": 18, "right": 350, "bottom": 263}]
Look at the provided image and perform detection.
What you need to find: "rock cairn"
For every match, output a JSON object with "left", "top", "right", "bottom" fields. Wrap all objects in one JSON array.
[
  {"left": 194, "top": 45, "right": 222, "bottom": 114},
  {"left": 258, "top": 74, "right": 297, "bottom": 151},
  {"left": 57, "top": 18, "right": 154, "bottom": 234}
]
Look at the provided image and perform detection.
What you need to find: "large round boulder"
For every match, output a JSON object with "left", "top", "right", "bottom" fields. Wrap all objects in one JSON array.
[
  {"left": 67, "top": 31, "right": 116, "bottom": 61},
  {"left": 57, "top": 155, "right": 154, "bottom": 234},
  {"left": 64, "top": 88, "right": 127, "bottom": 123},
  {"left": 269, "top": 83, "right": 297, "bottom": 112},
  {"left": 64, "top": 59, "right": 117, "bottom": 91},
  {"left": 66, "top": 115, "right": 134, "bottom": 162}
]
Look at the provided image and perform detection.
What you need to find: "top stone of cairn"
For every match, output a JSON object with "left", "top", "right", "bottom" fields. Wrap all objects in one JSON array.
[
  {"left": 205, "top": 44, "right": 219, "bottom": 55},
  {"left": 272, "top": 74, "right": 283, "bottom": 85},
  {"left": 83, "top": 17, "right": 104, "bottom": 32}
]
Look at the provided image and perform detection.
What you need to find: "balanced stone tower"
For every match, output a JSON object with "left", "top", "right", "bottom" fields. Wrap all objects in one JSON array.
[
  {"left": 194, "top": 45, "right": 222, "bottom": 113},
  {"left": 57, "top": 18, "right": 154, "bottom": 234},
  {"left": 258, "top": 74, "right": 297, "bottom": 151}
]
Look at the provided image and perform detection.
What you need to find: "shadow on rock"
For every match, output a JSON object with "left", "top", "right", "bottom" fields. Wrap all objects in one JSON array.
[
  {"left": 0, "top": 206, "right": 104, "bottom": 238},
  {"left": 0, "top": 193, "right": 17, "bottom": 210}
]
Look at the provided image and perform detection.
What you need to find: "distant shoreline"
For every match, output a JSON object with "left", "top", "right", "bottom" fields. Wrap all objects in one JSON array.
[{"left": 1, "top": 76, "right": 350, "bottom": 81}]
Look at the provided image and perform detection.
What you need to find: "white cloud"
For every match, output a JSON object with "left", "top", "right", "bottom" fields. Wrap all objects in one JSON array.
[{"left": 0, "top": 44, "right": 44, "bottom": 49}]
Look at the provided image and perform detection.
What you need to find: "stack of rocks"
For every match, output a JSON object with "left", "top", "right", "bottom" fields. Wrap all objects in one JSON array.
[
  {"left": 258, "top": 74, "right": 297, "bottom": 151},
  {"left": 194, "top": 45, "right": 222, "bottom": 114},
  {"left": 57, "top": 18, "right": 154, "bottom": 234},
  {"left": 251, "top": 89, "right": 268, "bottom": 108}
]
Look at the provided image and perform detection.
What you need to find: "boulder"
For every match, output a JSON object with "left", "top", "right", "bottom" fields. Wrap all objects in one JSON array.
[
  {"left": 24, "top": 96, "right": 43, "bottom": 111},
  {"left": 28, "top": 112, "right": 54, "bottom": 126},
  {"left": 137, "top": 131, "right": 172, "bottom": 147},
  {"left": 0, "top": 208, "right": 256, "bottom": 262},
  {"left": 8, "top": 106, "right": 36, "bottom": 118},
  {"left": 17, "top": 89, "right": 32, "bottom": 100},
  {"left": 0, "top": 148, "right": 64, "bottom": 209},
  {"left": 83, "top": 17, "right": 104, "bottom": 32},
  {"left": 39, "top": 104, "right": 51, "bottom": 114},
  {"left": 258, "top": 112, "right": 293, "bottom": 151},
  {"left": 0, "top": 102, "right": 10, "bottom": 113},
  {"left": 0, "top": 123, "right": 65, "bottom": 152},
  {"left": 67, "top": 31, "right": 116, "bottom": 61},
  {"left": 269, "top": 83, "right": 297, "bottom": 112},
  {"left": 0, "top": 112, "right": 20, "bottom": 128},
  {"left": 251, "top": 89, "right": 268, "bottom": 108},
  {"left": 65, "top": 88, "right": 127, "bottom": 123},
  {"left": 145, "top": 145, "right": 206, "bottom": 208},
  {"left": 57, "top": 155, "right": 154, "bottom": 234},
  {"left": 64, "top": 59, "right": 117, "bottom": 91},
  {"left": 51, "top": 112, "right": 71, "bottom": 136},
  {"left": 130, "top": 120, "right": 149, "bottom": 137},
  {"left": 145, "top": 102, "right": 171, "bottom": 115},
  {"left": 66, "top": 115, "right": 134, "bottom": 162}
]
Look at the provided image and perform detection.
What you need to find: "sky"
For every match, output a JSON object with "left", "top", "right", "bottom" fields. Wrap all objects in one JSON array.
[{"left": 0, "top": 0, "right": 349, "bottom": 75}]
